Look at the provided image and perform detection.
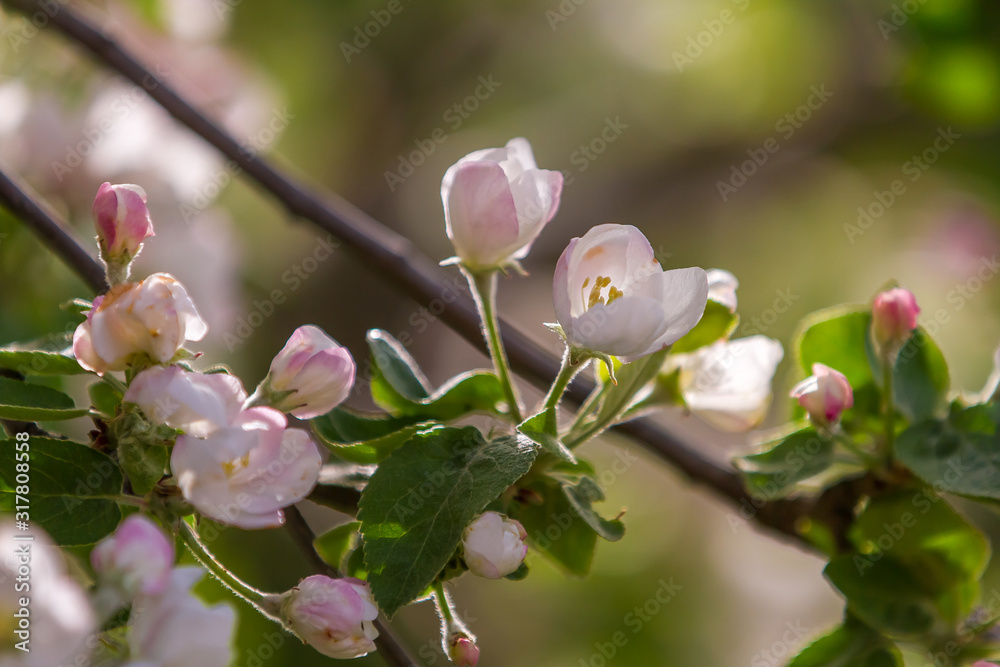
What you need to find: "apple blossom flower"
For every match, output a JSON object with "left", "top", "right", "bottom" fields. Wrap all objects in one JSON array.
[
  {"left": 461, "top": 512, "right": 528, "bottom": 579},
  {"left": 125, "top": 366, "right": 247, "bottom": 437},
  {"left": 706, "top": 268, "right": 739, "bottom": 313},
  {"left": 0, "top": 522, "right": 95, "bottom": 667},
  {"left": 91, "top": 514, "right": 175, "bottom": 600},
  {"left": 553, "top": 224, "right": 708, "bottom": 362},
  {"left": 257, "top": 325, "right": 356, "bottom": 419},
  {"left": 676, "top": 336, "right": 784, "bottom": 432},
  {"left": 73, "top": 273, "right": 208, "bottom": 374},
  {"left": 872, "top": 287, "right": 920, "bottom": 351},
  {"left": 442, "top": 137, "right": 563, "bottom": 271},
  {"left": 791, "top": 363, "right": 854, "bottom": 426},
  {"left": 126, "top": 567, "right": 235, "bottom": 667},
  {"left": 449, "top": 637, "right": 480, "bottom": 666},
  {"left": 280, "top": 575, "right": 379, "bottom": 659},
  {"left": 170, "top": 407, "right": 323, "bottom": 529},
  {"left": 92, "top": 182, "right": 155, "bottom": 266}
]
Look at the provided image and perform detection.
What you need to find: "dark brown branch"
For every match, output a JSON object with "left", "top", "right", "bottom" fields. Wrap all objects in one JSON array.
[
  {"left": 285, "top": 506, "right": 418, "bottom": 667},
  {"left": 0, "top": 167, "right": 107, "bottom": 293},
  {"left": 0, "top": 0, "right": 810, "bottom": 549}
]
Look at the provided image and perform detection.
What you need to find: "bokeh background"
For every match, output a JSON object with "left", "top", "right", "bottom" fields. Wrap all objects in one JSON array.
[{"left": 4, "top": 0, "right": 1000, "bottom": 664}]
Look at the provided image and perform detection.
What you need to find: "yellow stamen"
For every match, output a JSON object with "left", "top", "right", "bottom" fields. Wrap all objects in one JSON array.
[{"left": 221, "top": 453, "right": 250, "bottom": 478}]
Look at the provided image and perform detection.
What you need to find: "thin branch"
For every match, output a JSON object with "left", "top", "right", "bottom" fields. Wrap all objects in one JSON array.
[
  {"left": 285, "top": 506, "right": 418, "bottom": 667},
  {"left": 0, "top": 166, "right": 106, "bottom": 293},
  {"left": 0, "top": 0, "right": 810, "bottom": 550}
]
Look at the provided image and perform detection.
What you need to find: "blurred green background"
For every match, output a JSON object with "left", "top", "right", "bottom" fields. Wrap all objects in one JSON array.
[{"left": 4, "top": 0, "right": 1000, "bottom": 664}]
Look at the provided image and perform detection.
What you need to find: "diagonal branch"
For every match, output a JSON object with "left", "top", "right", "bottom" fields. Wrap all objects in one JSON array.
[
  {"left": 0, "top": 0, "right": 812, "bottom": 548},
  {"left": 0, "top": 167, "right": 107, "bottom": 293}
]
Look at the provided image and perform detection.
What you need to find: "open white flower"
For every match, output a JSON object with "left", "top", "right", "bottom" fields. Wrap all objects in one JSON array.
[
  {"left": 170, "top": 407, "right": 323, "bottom": 529},
  {"left": 0, "top": 522, "right": 94, "bottom": 667},
  {"left": 442, "top": 137, "right": 563, "bottom": 270},
  {"left": 553, "top": 224, "right": 708, "bottom": 362},
  {"left": 73, "top": 273, "right": 207, "bottom": 374},
  {"left": 676, "top": 336, "right": 784, "bottom": 432},
  {"left": 125, "top": 366, "right": 246, "bottom": 437},
  {"left": 126, "top": 567, "right": 235, "bottom": 667}
]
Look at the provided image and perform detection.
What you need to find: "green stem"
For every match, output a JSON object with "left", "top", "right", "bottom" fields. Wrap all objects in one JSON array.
[
  {"left": 101, "top": 374, "right": 128, "bottom": 395},
  {"left": 432, "top": 579, "right": 472, "bottom": 642},
  {"left": 539, "top": 348, "right": 584, "bottom": 433},
  {"left": 567, "top": 383, "right": 605, "bottom": 434},
  {"left": 178, "top": 519, "right": 282, "bottom": 621},
  {"left": 467, "top": 269, "right": 522, "bottom": 422},
  {"left": 432, "top": 580, "right": 455, "bottom": 627},
  {"left": 832, "top": 431, "right": 878, "bottom": 469},
  {"left": 882, "top": 355, "right": 895, "bottom": 462}
]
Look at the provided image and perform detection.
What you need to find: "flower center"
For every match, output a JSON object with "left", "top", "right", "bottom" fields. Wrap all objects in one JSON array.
[
  {"left": 221, "top": 453, "right": 251, "bottom": 478},
  {"left": 581, "top": 276, "right": 624, "bottom": 310}
]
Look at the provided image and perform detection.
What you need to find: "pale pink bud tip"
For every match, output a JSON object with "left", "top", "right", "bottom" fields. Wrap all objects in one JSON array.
[
  {"left": 449, "top": 637, "right": 480, "bottom": 666},
  {"left": 266, "top": 325, "right": 356, "bottom": 419},
  {"left": 281, "top": 575, "right": 380, "bottom": 659},
  {"left": 91, "top": 514, "right": 175, "bottom": 597},
  {"left": 462, "top": 512, "right": 528, "bottom": 579},
  {"left": 442, "top": 137, "right": 562, "bottom": 270},
  {"left": 872, "top": 287, "right": 920, "bottom": 348},
  {"left": 93, "top": 182, "right": 155, "bottom": 261},
  {"left": 790, "top": 363, "right": 854, "bottom": 425}
]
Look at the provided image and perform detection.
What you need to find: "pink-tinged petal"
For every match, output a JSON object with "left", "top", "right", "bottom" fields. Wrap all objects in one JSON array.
[
  {"left": 507, "top": 168, "right": 563, "bottom": 259},
  {"left": 93, "top": 182, "right": 119, "bottom": 249},
  {"left": 91, "top": 514, "right": 174, "bottom": 597},
  {"left": 281, "top": 576, "right": 379, "bottom": 659},
  {"left": 72, "top": 320, "right": 104, "bottom": 373},
  {"left": 552, "top": 238, "right": 577, "bottom": 342},
  {"left": 627, "top": 266, "right": 708, "bottom": 359},
  {"left": 571, "top": 296, "right": 667, "bottom": 359},
  {"left": 444, "top": 161, "right": 520, "bottom": 269},
  {"left": 872, "top": 287, "right": 920, "bottom": 348},
  {"left": 125, "top": 366, "right": 246, "bottom": 437},
  {"left": 462, "top": 512, "right": 527, "bottom": 579},
  {"left": 706, "top": 268, "right": 739, "bottom": 312},
  {"left": 267, "top": 326, "right": 356, "bottom": 419}
]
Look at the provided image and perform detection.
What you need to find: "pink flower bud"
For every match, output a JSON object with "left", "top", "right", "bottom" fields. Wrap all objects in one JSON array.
[
  {"left": 872, "top": 287, "right": 920, "bottom": 349},
  {"left": 461, "top": 512, "right": 527, "bottom": 579},
  {"left": 125, "top": 366, "right": 247, "bottom": 437},
  {"left": 264, "top": 325, "right": 356, "bottom": 419},
  {"left": 281, "top": 575, "right": 379, "bottom": 659},
  {"left": 449, "top": 637, "right": 480, "bottom": 666},
  {"left": 442, "top": 137, "right": 562, "bottom": 270},
  {"left": 72, "top": 273, "right": 208, "bottom": 374},
  {"left": 91, "top": 514, "right": 175, "bottom": 598},
  {"left": 170, "top": 407, "right": 323, "bottom": 529},
  {"left": 93, "top": 182, "right": 154, "bottom": 262},
  {"left": 790, "top": 363, "right": 854, "bottom": 425}
]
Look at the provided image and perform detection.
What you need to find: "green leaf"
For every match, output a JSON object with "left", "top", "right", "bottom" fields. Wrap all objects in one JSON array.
[
  {"left": 825, "top": 555, "right": 940, "bottom": 638},
  {"left": 0, "top": 438, "right": 123, "bottom": 545},
  {"left": 789, "top": 618, "right": 902, "bottom": 667},
  {"left": 311, "top": 408, "right": 430, "bottom": 464},
  {"left": 314, "top": 521, "right": 361, "bottom": 572},
  {"left": 895, "top": 405, "right": 1000, "bottom": 500},
  {"left": 0, "top": 333, "right": 86, "bottom": 376},
  {"left": 0, "top": 376, "right": 89, "bottom": 421},
  {"left": 518, "top": 412, "right": 576, "bottom": 463},
  {"left": 671, "top": 300, "right": 738, "bottom": 354},
  {"left": 735, "top": 427, "right": 837, "bottom": 499},
  {"left": 109, "top": 411, "right": 173, "bottom": 495},
  {"left": 565, "top": 349, "right": 669, "bottom": 448},
  {"left": 796, "top": 307, "right": 875, "bottom": 388},
  {"left": 560, "top": 477, "right": 624, "bottom": 541},
  {"left": 89, "top": 381, "right": 122, "bottom": 418},
  {"left": 367, "top": 330, "right": 507, "bottom": 420},
  {"left": 366, "top": 329, "right": 432, "bottom": 401},
  {"left": 357, "top": 426, "right": 537, "bottom": 617},
  {"left": 513, "top": 476, "right": 597, "bottom": 577},
  {"left": 826, "top": 490, "right": 988, "bottom": 638},
  {"left": 892, "top": 327, "right": 949, "bottom": 422}
]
